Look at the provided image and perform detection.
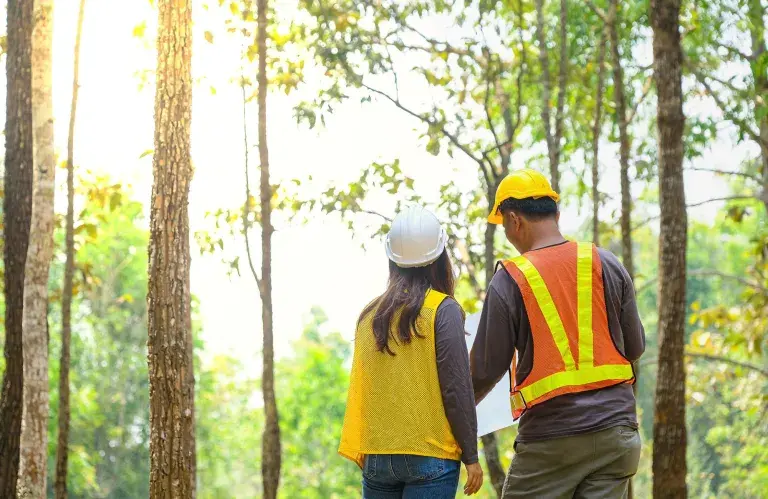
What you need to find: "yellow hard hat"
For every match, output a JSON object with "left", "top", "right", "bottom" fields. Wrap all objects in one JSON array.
[{"left": 487, "top": 169, "right": 560, "bottom": 224}]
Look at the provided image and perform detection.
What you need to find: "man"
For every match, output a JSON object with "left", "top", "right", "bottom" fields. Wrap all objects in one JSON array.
[{"left": 471, "top": 169, "right": 645, "bottom": 498}]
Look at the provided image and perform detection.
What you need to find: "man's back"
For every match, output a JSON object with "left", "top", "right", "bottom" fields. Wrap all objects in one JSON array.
[{"left": 470, "top": 242, "right": 645, "bottom": 442}]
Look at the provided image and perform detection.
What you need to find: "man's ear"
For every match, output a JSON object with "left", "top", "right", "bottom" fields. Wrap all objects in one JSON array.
[{"left": 555, "top": 211, "right": 561, "bottom": 224}]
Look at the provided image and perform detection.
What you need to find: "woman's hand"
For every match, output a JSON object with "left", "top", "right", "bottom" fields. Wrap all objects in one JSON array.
[{"left": 463, "top": 462, "right": 484, "bottom": 495}]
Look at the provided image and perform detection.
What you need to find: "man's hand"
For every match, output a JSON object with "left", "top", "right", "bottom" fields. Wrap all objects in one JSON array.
[{"left": 463, "top": 462, "right": 484, "bottom": 495}]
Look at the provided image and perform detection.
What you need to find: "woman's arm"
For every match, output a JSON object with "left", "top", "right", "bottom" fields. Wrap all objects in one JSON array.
[{"left": 435, "top": 298, "right": 479, "bottom": 465}]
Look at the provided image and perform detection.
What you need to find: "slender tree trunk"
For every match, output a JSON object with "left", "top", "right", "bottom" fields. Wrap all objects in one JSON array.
[
  {"left": 609, "top": 0, "right": 635, "bottom": 281},
  {"left": 147, "top": 0, "right": 195, "bottom": 497},
  {"left": 534, "top": 0, "right": 556, "bottom": 190},
  {"left": 17, "top": 0, "right": 55, "bottom": 496},
  {"left": 607, "top": 6, "right": 639, "bottom": 497},
  {"left": 651, "top": 0, "right": 688, "bottom": 497},
  {"left": 0, "top": 1, "right": 34, "bottom": 496},
  {"left": 479, "top": 183, "right": 507, "bottom": 498},
  {"left": 747, "top": 0, "right": 767, "bottom": 211},
  {"left": 552, "top": 0, "right": 568, "bottom": 191},
  {"left": 258, "top": 0, "right": 281, "bottom": 496},
  {"left": 592, "top": 30, "right": 607, "bottom": 246},
  {"left": 55, "top": 2, "right": 86, "bottom": 497},
  {"left": 534, "top": 0, "right": 567, "bottom": 192}
]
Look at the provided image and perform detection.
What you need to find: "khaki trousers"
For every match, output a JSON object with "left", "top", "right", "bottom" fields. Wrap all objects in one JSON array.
[{"left": 502, "top": 425, "right": 641, "bottom": 499}]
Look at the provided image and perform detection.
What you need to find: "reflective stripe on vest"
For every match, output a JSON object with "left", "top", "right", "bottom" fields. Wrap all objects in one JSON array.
[{"left": 507, "top": 242, "right": 634, "bottom": 416}]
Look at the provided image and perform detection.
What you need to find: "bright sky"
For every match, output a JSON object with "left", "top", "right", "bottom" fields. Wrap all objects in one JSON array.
[{"left": 9, "top": 1, "right": 754, "bottom": 370}]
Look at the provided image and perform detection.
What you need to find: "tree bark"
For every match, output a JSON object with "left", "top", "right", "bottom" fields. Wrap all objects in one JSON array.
[
  {"left": 747, "top": 0, "right": 767, "bottom": 212},
  {"left": 0, "top": 0, "right": 34, "bottom": 496},
  {"left": 55, "top": 1, "right": 86, "bottom": 497},
  {"left": 475, "top": 182, "right": 505, "bottom": 497},
  {"left": 650, "top": 0, "right": 688, "bottom": 497},
  {"left": 534, "top": 0, "right": 556, "bottom": 191},
  {"left": 258, "top": 0, "right": 281, "bottom": 497},
  {"left": 608, "top": 0, "right": 635, "bottom": 282},
  {"left": 147, "top": 0, "right": 195, "bottom": 497},
  {"left": 17, "top": 0, "right": 55, "bottom": 496},
  {"left": 534, "top": 0, "right": 568, "bottom": 192},
  {"left": 592, "top": 30, "right": 607, "bottom": 246}
]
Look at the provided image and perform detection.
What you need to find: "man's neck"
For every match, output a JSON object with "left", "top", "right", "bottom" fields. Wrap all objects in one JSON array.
[{"left": 527, "top": 224, "right": 567, "bottom": 252}]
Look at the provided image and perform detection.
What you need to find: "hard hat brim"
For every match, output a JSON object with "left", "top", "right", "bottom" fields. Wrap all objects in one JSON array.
[{"left": 487, "top": 206, "right": 503, "bottom": 225}]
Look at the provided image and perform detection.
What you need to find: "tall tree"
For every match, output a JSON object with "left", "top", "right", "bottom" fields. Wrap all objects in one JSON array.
[
  {"left": 257, "top": 0, "right": 281, "bottom": 496},
  {"left": 0, "top": 0, "right": 34, "bottom": 496},
  {"left": 17, "top": 0, "right": 55, "bottom": 496},
  {"left": 147, "top": 0, "right": 195, "bottom": 496},
  {"left": 651, "top": 0, "right": 688, "bottom": 497},
  {"left": 591, "top": 30, "right": 607, "bottom": 245},
  {"left": 609, "top": 0, "right": 636, "bottom": 281},
  {"left": 56, "top": 0, "right": 86, "bottom": 497},
  {"left": 17, "top": 0, "right": 56, "bottom": 498},
  {"left": 535, "top": 0, "right": 569, "bottom": 192}
]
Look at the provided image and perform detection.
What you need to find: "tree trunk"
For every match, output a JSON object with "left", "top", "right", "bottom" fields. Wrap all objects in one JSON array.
[
  {"left": 55, "top": 1, "right": 86, "bottom": 497},
  {"left": 609, "top": 0, "right": 635, "bottom": 282},
  {"left": 258, "top": 0, "right": 281, "bottom": 497},
  {"left": 534, "top": 0, "right": 556, "bottom": 191},
  {"left": 0, "top": 1, "right": 34, "bottom": 496},
  {"left": 552, "top": 0, "right": 568, "bottom": 192},
  {"left": 592, "top": 30, "right": 607, "bottom": 246},
  {"left": 481, "top": 219, "right": 506, "bottom": 497},
  {"left": 479, "top": 183, "right": 507, "bottom": 498},
  {"left": 17, "top": 0, "right": 55, "bottom": 496},
  {"left": 534, "top": 0, "right": 567, "bottom": 192},
  {"left": 650, "top": 0, "right": 688, "bottom": 497},
  {"left": 747, "top": 0, "right": 767, "bottom": 212},
  {"left": 607, "top": 6, "right": 638, "bottom": 497},
  {"left": 147, "top": 0, "right": 195, "bottom": 497}
]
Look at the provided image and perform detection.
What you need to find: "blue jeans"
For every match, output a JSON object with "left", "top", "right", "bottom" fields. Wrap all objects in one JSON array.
[{"left": 362, "top": 454, "right": 460, "bottom": 499}]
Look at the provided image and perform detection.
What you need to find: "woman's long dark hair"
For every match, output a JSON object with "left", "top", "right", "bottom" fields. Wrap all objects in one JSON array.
[{"left": 358, "top": 249, "right": 457, "bottom": 356}]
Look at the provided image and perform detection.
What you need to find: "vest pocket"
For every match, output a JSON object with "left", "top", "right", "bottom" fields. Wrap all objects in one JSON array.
[{"left": 404, "top": 455, "right": 446, "bottom": 480}]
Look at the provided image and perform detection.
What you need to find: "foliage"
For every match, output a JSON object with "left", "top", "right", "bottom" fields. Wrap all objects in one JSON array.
[{"left": 276, "top": 307, "right": 360, "bottom": 498}]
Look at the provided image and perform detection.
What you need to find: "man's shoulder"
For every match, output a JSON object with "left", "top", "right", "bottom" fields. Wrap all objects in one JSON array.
[
  {"left": 490, "top": 261, "right": 522, "bottom": 299},
  {"left": 595, "top": 247, "right": 631, "bottom": 284},
  {"left": 596, "top": 246, "right": 622, "bottom": 266}
]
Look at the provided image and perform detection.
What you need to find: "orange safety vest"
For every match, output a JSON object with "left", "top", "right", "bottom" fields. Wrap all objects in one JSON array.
[{"left": 501, "top": 241, "right": 635, "bottom": 420}]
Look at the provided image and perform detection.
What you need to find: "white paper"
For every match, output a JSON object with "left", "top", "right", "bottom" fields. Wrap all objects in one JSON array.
[{"left": 465, "top": 312, "right": 517, "bottom": 436}]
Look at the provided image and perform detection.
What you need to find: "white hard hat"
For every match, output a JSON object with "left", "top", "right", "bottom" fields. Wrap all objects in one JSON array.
[{"left": 385, "top": 205, "right": 448, "bottom": 268}]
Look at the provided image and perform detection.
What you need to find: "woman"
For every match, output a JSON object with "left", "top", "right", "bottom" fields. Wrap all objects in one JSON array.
[{"left": 339, "top": 205, "right": 484, "bottom": 498}]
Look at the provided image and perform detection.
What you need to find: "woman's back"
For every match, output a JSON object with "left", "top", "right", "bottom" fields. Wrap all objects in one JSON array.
[{"left": 339, "top": 289, "right": 460, "bottom": 467}]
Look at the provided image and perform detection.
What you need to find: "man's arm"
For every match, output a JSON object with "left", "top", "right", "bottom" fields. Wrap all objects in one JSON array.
[
  {"left": 470, "top": 281, "right": 515, "bottom": 404},
  {"left": 619, "top": 265, "right": 646, "bottom": 362}
]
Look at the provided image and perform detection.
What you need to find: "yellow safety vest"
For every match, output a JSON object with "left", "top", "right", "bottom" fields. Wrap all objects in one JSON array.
[{"left": 339, "top": 289, "right": 461, "bottom": 468}]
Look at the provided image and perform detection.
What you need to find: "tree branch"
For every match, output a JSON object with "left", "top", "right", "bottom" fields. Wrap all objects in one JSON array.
[
  {"left": 686, "top": 167, "right": 761, "bottom": 182},
  {"left": 636, "top": 268, "right": 766, "bottom": 295},
  {"left": 715, "top": 41, "right": 753, "bottom": 61},
  {"left": 632, "top": 196, "right": 759, "bottom": 231},
  {"left": 685, "top": 352, "right": 768, "bottom": 377},
  {"left": 585, "top": 0, "right": 609, "bottom": 23},
  {"left": 687, "top": 195, "right": 758, "bottom": 208},
  {"left": 640, "top": 352, "right": 768, "bottom": 377},
  {"left": 693, "top": 70, "right": 763, "bottom": 145},
  {"left": 360, "top": 209, "right": 392, "bottom": 222},
  {"left": 626, "top": 75, "right": 653, "bottom": 125},
  {"left": 241, "top": 60, "right": 262, "bottom": 293},
  {"left": 359, "top": 82, "right": 495, "bottom": 183}
]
